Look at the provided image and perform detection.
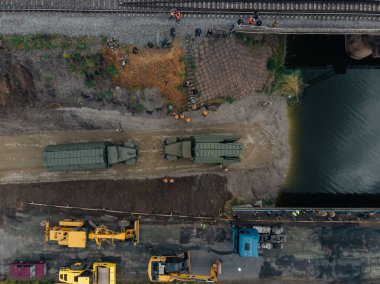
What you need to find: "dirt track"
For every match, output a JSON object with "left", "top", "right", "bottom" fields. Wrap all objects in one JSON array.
[
  {"left": 0, "top": 123, "right": 275, "bottom": 184},
  {"left": 0, "top": 175, "right": 230, "bottom": 217}
]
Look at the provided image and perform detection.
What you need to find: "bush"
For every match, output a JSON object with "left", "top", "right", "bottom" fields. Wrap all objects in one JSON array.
[
  {"left": 266, "top": 57, "right": 276, "bottom": 71},
  {"left": 273, "top": 69, "right": 303, "bottom": 96},
  {"left": 136, "top": 103, "right": 145, "bottom": 112}
]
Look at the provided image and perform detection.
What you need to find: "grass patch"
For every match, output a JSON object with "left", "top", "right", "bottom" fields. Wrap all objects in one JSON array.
[
  {"left": 224, "top": 96, "right": 235, "bottom": 104},
  {"left": 268, "top": 35, "right": 304, "bottom": 102},
  {"left": 2, "top": 33, "right": 92, "bottom": 52},
  {"left": 178, "top": 71, "right": 185, "bottom": 81},
  {"left": 188, "top": 57, "right": 197, "bottom": 70},
  {"left": 136, "top": 103, "right": 145, "bottom": 112},
  {"left": 266, "top": 57, "right": 276, "bottom": 72},
  {"left": 237, "top": 34, "right": 258, "bottom": 48},
  {"left": 44, "top": 75, "right": 53, "bottom": 87}
]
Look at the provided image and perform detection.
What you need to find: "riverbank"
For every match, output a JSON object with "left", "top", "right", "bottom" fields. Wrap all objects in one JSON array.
[{"left": 0, "top": 27, "right": 290, "bottom": 204}]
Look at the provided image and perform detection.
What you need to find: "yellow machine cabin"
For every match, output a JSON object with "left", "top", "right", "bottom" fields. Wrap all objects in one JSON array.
[
  {"left": 58, "top": 262, "right": 116, "bottom": 284},
  {"left": 43, "top": 219, "right": 140, "bottom": 249},
  {"left": 147, "top": 252, "right": 221, "bottom": 282},
  {"left": 43, "top": 219, "right": 87, "bottom": 248}
]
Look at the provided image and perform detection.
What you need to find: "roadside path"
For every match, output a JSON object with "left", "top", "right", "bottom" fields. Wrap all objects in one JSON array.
[{"left": 0, "top": 123, "right": 275, "bottom": 184}]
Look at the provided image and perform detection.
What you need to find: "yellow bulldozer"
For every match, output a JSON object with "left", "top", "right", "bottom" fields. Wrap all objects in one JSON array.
[
  {"left": 147, "top": 252, "right": 221, "bottom": 282},
  {"left": 58, "top": 262, "right": 116, "bottom": 284},
  {"left": 43, "top": 219, "right": 139, "bottom": 249}
]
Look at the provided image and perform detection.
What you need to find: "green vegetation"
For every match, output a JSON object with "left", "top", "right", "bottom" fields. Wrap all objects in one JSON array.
[
  {"left": 188, "top": 57, "right": 197, "bottom": 70},
  {"left": 230, "top": 197, "right": 246, "bottom": 206},
  {"left": 237, "top": 34, "right": 258, "bottom": 48},
  {"left": 266, "top": 57, "right": 276, "bottom": 72},
  {"left": 268, "top": 35, "right": 304, "bottom": 104},
  {"left": 44, "top": 75, "right": 53, "bottom": 87},
  {"left": 178, "top": 71, "right": 185, "bottom": 81},
  {"left": 136, "top": 103, "right": 145, "bottom": 112},
  {"left": 224, "top": 96, "right": 235, "bottom": 104},
  {"left": 1, "top": 33, "right": 92, "bottom": 52},
  {"left": 96, "top": 90, "right": 113, "bottom": 100}
]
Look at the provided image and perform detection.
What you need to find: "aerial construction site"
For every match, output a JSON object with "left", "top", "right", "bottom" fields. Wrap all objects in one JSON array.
[{"left": 1, "top": 1, "right": 380, "bottom": 283}]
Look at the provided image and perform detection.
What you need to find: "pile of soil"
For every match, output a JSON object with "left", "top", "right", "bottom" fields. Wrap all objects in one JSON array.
[
  {"left": 0, "top": 49, "right": 36, "bottom": 107},
  {"left": 108, "top": 40, "right": 186, "bottom": 109},
  {"left": 0, "top": 175, "right": 231, "bottom": 217}
]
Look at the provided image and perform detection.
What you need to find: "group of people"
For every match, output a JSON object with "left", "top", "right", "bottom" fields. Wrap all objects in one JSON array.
[{"left": 237, "top": 11, "right": 262, "bottom": 26}]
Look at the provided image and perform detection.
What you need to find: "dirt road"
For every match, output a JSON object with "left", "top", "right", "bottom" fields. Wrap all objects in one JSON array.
[{"left": 0, "top": 123, "right": 275, "bottom": 184}]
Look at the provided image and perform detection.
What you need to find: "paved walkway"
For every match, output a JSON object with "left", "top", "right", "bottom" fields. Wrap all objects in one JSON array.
[{"left": 194, "top": 37, "right": 272, "bottom": 103}]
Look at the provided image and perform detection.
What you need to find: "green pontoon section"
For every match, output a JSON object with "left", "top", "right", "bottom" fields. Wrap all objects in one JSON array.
[
  {"left": 43, "top": 141, "right": 137, "bottom": 171},
  {"left": 164, "top": 135, "right": 243, "bottom": 164}
]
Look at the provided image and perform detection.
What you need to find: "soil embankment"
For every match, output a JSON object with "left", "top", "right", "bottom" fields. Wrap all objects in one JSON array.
[
  {"left": 0, "top": 48, "right": 36, "bottom": 107},
  {"left": 0, "top": 175, "right": 231, "bottom": 217}
]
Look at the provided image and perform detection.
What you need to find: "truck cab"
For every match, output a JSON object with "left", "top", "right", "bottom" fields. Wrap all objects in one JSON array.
[
  {"left": 232, "top": 226, "right": 286, "bottom": 257},
  {"left": 232, "top": 227, "right": 260, "bottom": 257}
]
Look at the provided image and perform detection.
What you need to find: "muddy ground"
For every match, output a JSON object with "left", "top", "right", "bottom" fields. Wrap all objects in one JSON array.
[{"left": 0, "top": 175, "right": 230, "bottom": 217}]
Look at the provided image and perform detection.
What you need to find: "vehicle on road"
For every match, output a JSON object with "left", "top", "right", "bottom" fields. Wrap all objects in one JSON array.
[
  {"left": 147, "top": 252, "right": 221, "bottom": 282},
  {"left": 232, "top": 225, "right": 286, "bottom": 257},
  {"left": 164, "top": 135, "right": 242, "bottom": 164},
  {"left": 59, "top": 262, "right": 116, "bottom": 284},
  {"left": 8, "top": 261, "right": 47, "bottom": 280},
  {"left": 43, "top": 219, "right": 140, "bottom": 249},
  {"left": 43, "top": 140, "right": 137, "bottom": 171}
]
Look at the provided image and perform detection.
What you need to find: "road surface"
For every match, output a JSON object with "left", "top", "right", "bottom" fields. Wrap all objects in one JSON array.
[{"left": 0, "top": 123, "right": 276, "bottom": 184}]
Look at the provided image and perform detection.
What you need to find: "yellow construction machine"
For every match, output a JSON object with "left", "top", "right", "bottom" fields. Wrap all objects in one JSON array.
[
  {"left": 43, "top": 219, "right": 139, "bottom": 249},
  {"left": 88, "top": 219, "right": 140, "bottom": 249},
  {"left": 43, "top": 219, "right": 87, "bottom": 248},
  {"left": 58, "top": 262, "right": 116, "bottom": 284},
  {"left": 147, "top": 252, "right": 221, "bottom": 282}
]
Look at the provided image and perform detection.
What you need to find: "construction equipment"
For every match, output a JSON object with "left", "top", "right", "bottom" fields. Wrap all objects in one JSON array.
[
  {"left": 88, "top": 219, "right": 140, "bottom": 249},
  {"left": 43, "top": 219, "right": 87, "bottom": 248},
  {"left": 164, "top": 135, "right": 242, "bottom": 164},
  {"left": 43, "top": 219, "right": 139, "bottom": 249},
  {"left": 58, "top": 262, "right": 116, "bottom": 284},
  {"left": 232, "top": 225, "right": 286, "bottom": 257},
  {"left": 147, "top": 252, "right": 221, "bottom": 282},
  {"left": 43, "top": 140, "right": 137, "bottom": 171}
]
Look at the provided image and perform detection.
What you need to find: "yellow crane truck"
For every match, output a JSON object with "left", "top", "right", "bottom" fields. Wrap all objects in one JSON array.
[
  {"left": 147, "top": 252, "right": 221, "bottom": 282},
  {"left": 43, "top": 219, "right": 139, "bottom": 249},
  {"left": 58, "top": 262, "right": 116, "bottom": 284}
]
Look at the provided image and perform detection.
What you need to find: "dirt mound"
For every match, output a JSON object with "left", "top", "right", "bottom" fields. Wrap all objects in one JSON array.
[
  {"left": 106, "top": 40, "right": 186, "bottom": 109},
  {"left": 0, "top": 49, "right": 36, "bottom": 107}
]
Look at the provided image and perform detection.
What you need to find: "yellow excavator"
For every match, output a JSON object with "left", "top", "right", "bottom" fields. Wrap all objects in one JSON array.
[
  {"left": 147, "top": 252, "right": 221, "bottom": 282},
  {"left": 58, "top": 262, "right": 116, "bottom": 284},
  {"left": 43, "top": 219, "right": 139, "bottom": 249}
]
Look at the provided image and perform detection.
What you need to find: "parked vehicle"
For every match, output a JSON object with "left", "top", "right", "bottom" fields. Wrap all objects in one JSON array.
[
  {"left": 43, "top": 141, "right": 137, "bottom": 171},
  {"left": 8, "top": 261, "right": 47, "bottom": 280}
]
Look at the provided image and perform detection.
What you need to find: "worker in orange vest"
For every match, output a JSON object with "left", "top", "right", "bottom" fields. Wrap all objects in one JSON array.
[{"left": 175, "top": 11, "right": 182, "bottom": 22}]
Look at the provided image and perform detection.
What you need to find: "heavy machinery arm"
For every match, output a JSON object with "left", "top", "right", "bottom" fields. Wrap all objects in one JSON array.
[
  {"left": 88, "top": 220, "right": 140, "bottom": 249},
  {"left": 166, "top": 261, "right": 220, "bottom": 282},
  {"left": 148, "top": 252, "right": 221, "bottom": 282}
]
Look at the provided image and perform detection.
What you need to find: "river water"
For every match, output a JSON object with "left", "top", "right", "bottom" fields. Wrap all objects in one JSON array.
[
  {"left": 279, "top": 36, "right": 380, "bottom": 206},
  {"left": 284, "top": 69, "right": 380, "bottom": 195}
]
